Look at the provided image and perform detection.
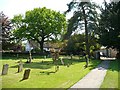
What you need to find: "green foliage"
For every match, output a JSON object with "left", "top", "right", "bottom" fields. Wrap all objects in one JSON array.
[
  {"left": 64, "top": 34, "right": 100, "bottom": 55},
  {"left": 98, "top": 1, "right": 120, "bottom": 53},
  {"left": 64, "top": 1, "right": 100, "bottom": 58},
  {"left": 25, "top": 7, "right": 66, "bottom": 40},
  {"left": 64, "top": 34, "right": 85, "bottom": 55},
  {"left": 64, "top": 1, "right": 99, "bottom": 39},
  {"left": 0, "top": 12, "right": 16, "bottom": 50},
  {"left": 12, "top": 7, "right": 67, "bottom": 51},
  {"left": 12, "top": 14, "right": 25, "bottom": 40}
]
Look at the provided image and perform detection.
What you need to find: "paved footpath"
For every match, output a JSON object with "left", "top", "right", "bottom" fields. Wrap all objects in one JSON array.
[{"left": 69, "top": 60, "right": 110, "bottom": 89}]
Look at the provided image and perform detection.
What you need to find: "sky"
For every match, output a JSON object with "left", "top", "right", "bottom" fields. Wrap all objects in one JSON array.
[{"left": 0, "top": 0, "right": 110, "bottom": 19}]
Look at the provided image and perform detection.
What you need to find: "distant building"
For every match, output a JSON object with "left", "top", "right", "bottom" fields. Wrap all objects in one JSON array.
[
  {"left": 95, "top": 47, "right": 118, "bottom": 58},
  {"left": 24, "top": 40, "right": 61, "bottom": 52}
]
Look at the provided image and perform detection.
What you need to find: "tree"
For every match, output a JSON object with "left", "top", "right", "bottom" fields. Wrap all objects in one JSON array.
[
  {"left": 64, "top": 34, "right": 100, "bottom": 55},
  {"left": 12, "top": 7, "right": 67, "bottom": 52},
  {"left": 0, "top": 11, "right": 14, "bottom": 50},
  {"left": 64, "top": 34, "right": 85, "bottom": 55},
  {"left": 98, "top": 1, "right": 120, "bottom": 59},
  {"left": 11, "top": 14, "right": 25, "bottom": 42},
  {"left": 64, "top": 1, "right": 99, "bottom": 58}
]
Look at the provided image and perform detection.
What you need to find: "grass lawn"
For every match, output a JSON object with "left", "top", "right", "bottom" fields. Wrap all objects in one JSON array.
[
  {"left": 100, "top": 60, "right": 120, "bottom": 89},
  {"left": 0, "top": 56, "right": 101, "bottom": 88}
]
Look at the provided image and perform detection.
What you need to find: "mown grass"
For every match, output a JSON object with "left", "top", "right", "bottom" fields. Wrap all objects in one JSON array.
[
  {"left": 0, "top": 56, "right": 101, "bottom": 88},
  {"left": 100, "top": 60, "right": 120, "bottom": 89}
]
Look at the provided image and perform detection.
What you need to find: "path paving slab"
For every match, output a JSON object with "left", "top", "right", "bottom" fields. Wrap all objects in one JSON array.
[{"left": 69, "top": 61, "right": 110, "bottom": 89}]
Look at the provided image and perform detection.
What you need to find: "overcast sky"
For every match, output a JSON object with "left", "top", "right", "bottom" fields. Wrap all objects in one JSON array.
[{"left": 0, "top": 0, "right": 110, "bottom": 19}]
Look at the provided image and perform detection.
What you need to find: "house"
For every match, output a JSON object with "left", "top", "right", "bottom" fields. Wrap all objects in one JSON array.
[{"left": 95, "top": 47, "right": 118, "bottom": 58}]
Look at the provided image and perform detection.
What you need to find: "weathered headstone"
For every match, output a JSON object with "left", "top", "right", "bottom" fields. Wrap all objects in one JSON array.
[
  {"left": 67, "top": 63, "right": 70, "bottom": 67},
  {"left": 55, "top": 65, "right": 59, "bottom": 72},
  {"left": 2, "top": 64, "right": 9, "bottom": 75},
  {"left": 41, "top": 60, "right": 44, "bottom": 63},
  {"left": 18, "top": 63, "right": 23, "bottom": 73},
  {"left": 23, "top": 69, "right": 31, "bottom": 80},
  {"left": 70, "top": 54, "right": 73, "bottom": 60},
  {"left": 17, "top": 54, "right": 19, "bottom": 58}
]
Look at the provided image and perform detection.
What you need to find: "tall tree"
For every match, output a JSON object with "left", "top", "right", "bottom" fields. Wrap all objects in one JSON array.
[
  {"left": 98, "top": 1, "right": 120, "bottom": 58},
  {"left": 12, "top": 7, "right": 67, "bottom": 52},
  {"left": 64, "top": 0, "right": 99, "bottom": 57},
  {"left": 0, "top": 12, "right": 14, "bottom": 50}
]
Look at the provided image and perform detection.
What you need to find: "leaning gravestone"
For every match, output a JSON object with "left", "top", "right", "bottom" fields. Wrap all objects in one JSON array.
[
  {"left": 2, "top": 64, "right": 9, "bottom": 75},
  {"left": 23, "top": 69, "right": 31, "bottom": 80},
  {"left": 18, "top": 63, "right": 23, "bottom": 73}
]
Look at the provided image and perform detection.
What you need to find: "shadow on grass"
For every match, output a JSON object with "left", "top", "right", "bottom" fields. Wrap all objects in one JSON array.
[
  {"left": 7, "top": 55, "right": 103, "bottom": 72},
  {"left": 1, "top": 57, "right": 19, "bottom": 60},
  {"left": 40, "top": 71, "right": 56, "bottom": 75},
  {"left": 98, "top": 60, "right": 120, "bottom": 72},
  {"left": 107, "top": 60, "right": 120, "bottom": 89},
  {"left": 2, "top": 55, "right": 45, "bottom": 60},
  {"left": 99, "top": 59, "right": 120, "bottom": 90},
  {"left": 10, "top": 58, "right": 86, "bottom": 70},
  {"left": 88, "top": 59, "right": 102, "bottom": 70},
  {"left": 10, "top": 61, "right": 53, "bottom": 69},
  {"left": 108, "top": 60, "right": 120, "bottom": 71}
]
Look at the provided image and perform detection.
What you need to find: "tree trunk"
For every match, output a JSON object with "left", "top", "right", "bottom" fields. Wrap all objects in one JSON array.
[
  {"left": 39, "top": 37, "right": 44, "bottom": 52},
  {"left": 82, "top": 6, "right": 90, "bottom": 58}
]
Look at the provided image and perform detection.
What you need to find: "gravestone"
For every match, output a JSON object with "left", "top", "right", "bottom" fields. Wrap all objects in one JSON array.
[
  {"left": 17, "top": 54, "right": 19, "bottom": 58},
  {"left": 2, "top": 64, "right": 9, "bottom": 75},
  {"left": 55, "top": 65, "right": 59, "bottom": 72},
  {"left": 18, "top": 63, "right": 23, "bottom": 73},
  {"left": 23, "top": 69, "right": 31, "bottom": 80},
  {"left": 70, "top": 54, "right": 73, "bottom": 60},
  {"left": 41, "top": 60, "right": 44, "bottom": 63},
  {"left": 67, "top": 63, "right": 70, "bottom": 67}
]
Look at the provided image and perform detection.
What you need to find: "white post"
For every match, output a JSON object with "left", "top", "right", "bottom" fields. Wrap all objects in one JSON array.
[{"left": 25, "top": 40, "right": 32, "bottom": 63}]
